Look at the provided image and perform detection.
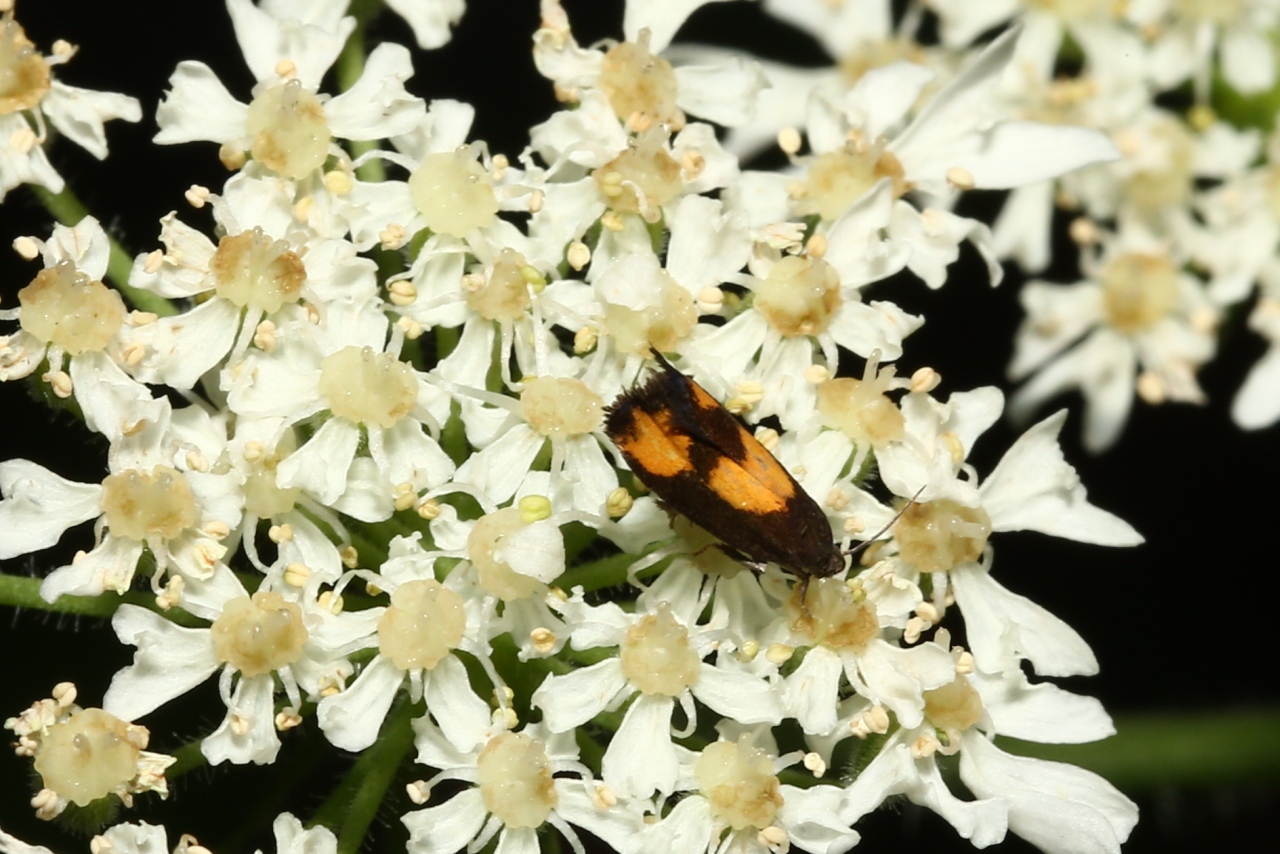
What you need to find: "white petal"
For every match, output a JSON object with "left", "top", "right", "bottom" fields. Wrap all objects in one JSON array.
[
  {"left": 931, "top": 122, "right": 1119, "bottom": 191},
  {"left": 993, "top": 182, "right": 1054, "bottom": 273},
  {"left": 129, "top": 297, "right": 241, "bottom": 389},
  {"left": 601, "top": 693, "right": 678, "bottom": 798},
  {"left": 453, "top": 425, "right": 544, "bottom": 505},
  {"left": 1233, "top": 344, "right": 1280, "bottom": 429},
  {"left": 402, "top": 788, "right": 487, "bottom": 852},
  {"left": 1221, "top": 25, "right": 1276, "bottom": 94},
  {"left": 0, "top": 460, "right": 100, "bottom": 559},
  {"left": 316, "top": 655, "right": 402, "bottom": 752},
  {"left": 554, "top": 778, "right": 646, "bottom": 851},
  {"left": 960, "top": 734, "right": 1137, "bottom": 854},
  {"left": 41, "top": 83, "right": 141, "bottom": 159},
  {"left": 202, "top": 673, "right": 282, "bottom": 765},
  {"left": 892, "top": 26, "right": 1020, "bottom": 173},
  {"left": 227, "top": 0, "right": 352, "bottom": 90},
  {"left": 277, "top": 418, "right": 359, "bottom": 504},
  {"left": 497, "top": 518, "right": 565, "bottom": 583},
  {"left": 623, "top": 0, "right": 735, "bottom": 53},
  {"left": 385, "top": 0, "right": 464, "bottom": 50},
  {"left": 326, "top": 43, "right": 426, "bottom": 140},
  {"left": 854, "top": 639, "right": 955, "bottom": 730},
  {"left": 951, "top": 564, "right": 1098, "bottom": 677},
  {"left": 40, "top": 535, "right": 143, "bottom": 603},
  {"left": 970, "top": 670, "right": 1116, "bottom": 744},
  {"left": 981, "top": 411, "right": 1143, "bottom": 545},
  {"left": 691, "top": 662, "right": 783, "bottom": 724},
  {"left": 271, "top": 813, "right": 337, "bottom": 854},
  {"left": 672, "top": 54, "right": 770, "bottom": 127},
  {"left": 779, "top": 783, "right": 860, "bottom": 854},
  {"left": 154, "top": 62, "right": 247, "bottom": 144},
  {"left": 532, "top": 659, "right": 628, "bottom": 732},
  {"left": 424, "top": 655, "right": 492, "bottom": 753},
  {"left": 103, "top": 605, "right": 220, "bottom": 721},
  {"left": 847, "top": 62, "right": 935, "bottom": 140},
  {"left": 782, "top": 646, "right": 844, "bottom": 735}
]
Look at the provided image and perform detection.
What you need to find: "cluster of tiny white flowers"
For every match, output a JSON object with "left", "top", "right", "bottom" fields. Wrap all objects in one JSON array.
[{"left": 8, "top": 0, "right": 1274, "bottom": 851}]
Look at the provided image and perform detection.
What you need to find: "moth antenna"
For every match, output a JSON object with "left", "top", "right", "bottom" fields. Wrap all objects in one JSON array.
[{"left": 841, "top": 485, "right": 927, "bottom": 560}]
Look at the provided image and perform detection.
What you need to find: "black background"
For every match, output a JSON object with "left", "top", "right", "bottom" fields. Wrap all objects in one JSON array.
[{"left": 1, "top": 1, "right": 1276, "bottom": 851}]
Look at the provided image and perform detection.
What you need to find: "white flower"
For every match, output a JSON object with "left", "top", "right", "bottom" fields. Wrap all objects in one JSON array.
[
  {"left": 0, "top": 399, "right": 247, "bottom": 615},
  {"left": 780, "top": 576, "right": 956, "bottom": 736},
  {"left": 532, "top": 576, "right": 783, "bottom": 799},
  {"left": 5, "top": 685, "right": 174, "bottom": 820},
  {"left": 102, "top": 575, "right": 337, "bottom": 766},
  {"left": 1007, "top": 222, "right": 1218, "bottom": 452},
  {"left": 403, "top": 714, "right": 643, "bottom": 854},
  {"left": 534, "top": 0, "right": 769, "bottom": 131},
  {"left": 314, "top": 541, "right": 495, "bottom": 754},
  {"left": 641, "top": 728, "right": 859, "bottom": 854},
  {"left": 77, "top": 813, "right": 334, "bottom": 854},
  {"left": 222, "top": 298, "right": 455, "bottom": 521},
  {"left": 841, "top": 658, "right": 1137, "bottom": 854},
  {"left": 726, "top": 28, "right": 1117, "bottom": 304},
  {"left": 669, "top": 0, "right": 947, "bottom": 161},
  {"left": 1129, "top": 0, "right": 1280, "bottom": 98},
  {"left": 125, "top": 171, "right": 379, "bottom": 390},
  {"left": 866, "top": 388, "right": 1142, "bottom": 676},
  {"left": 1069, "top": 107, "right": 1260, "bottom": 228},
  {"left": 0, "top": 217, "right": 151, "bottom": 442},
  {"left": 154, "top": 0, "right": 424, "bottom": 179},
  {"left": 0, "top": 14, "right": 140, "bottom": 200}
]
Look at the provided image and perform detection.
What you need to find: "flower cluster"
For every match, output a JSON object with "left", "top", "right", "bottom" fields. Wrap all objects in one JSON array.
[{"left": 1, "top": 0, "right": 1211, "bottom": 852}]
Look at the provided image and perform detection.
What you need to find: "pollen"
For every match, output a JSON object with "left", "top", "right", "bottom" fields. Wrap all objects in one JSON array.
[
  {"left": 100, "top": 466, "right": 198, "bottom": 542},
  {"left": 19, "top": 262, "right": 126, "bottom": 355},
  {"left": 798, "top": 139, "right": 906, "bottom": 221},
  {"left": 476, "top": 731, "right": 558, "bottom": 828},
  {"left": 1120, "top": 114, "right": 1194, "bottom": 215},
  {"left": 593, "top": 128, "right": 683, "bottom": 217},
  {"left": 521, "top": 376, "right": 604, "bottom": 436},
  {"left": 923, "top": 673, "right": 984, "bottom": 733},
  {"left": 892, "top": 499, "right": 992, "bottom": 573},
  {"left": 209, "top": 228, "right": 306, "bottom": 313},
  {"left": 603, "top": 273, "right": 696, "bottom": 356},
  {"left": 1100, "top": 252, "right": 1180, "bottom": 334},
  {"left": 409, "top": 146, "right": 498, "bottom": 238},
  {"left": 694, "top": 735, "right": 784, "bottom": 831},
  {"left": 210, "top": 591, "right": 307, "bottom": 676},
  {"left": 817, "top": 360, "right": 905, "bottom": 448},
  {"left": 318, "top": 346, "right": 418, "bottom": 428},
  {"left": 754, "top": 255, "right": 842, "bottom": 338},
  {"left": 245, "top": 78, "right": 331, "bottom": 179},
  {"left": 791, "top": 577, "right": 880, "bottom": 651},
  {"left": 0, "top": 18, "right": 51, "bottom": 114},
  {"left": 377, "top": 579, "right": 466, "bottom": 671},
  {"left": 598, "top": 31, "right": 679, "bottom": 128},
  {"left": 466, "top": 248, "right": 533, "bottom": 321},
  {"left": 32, "top": 708, "right": 145, "bottom": 808},
  {"left": 619, "top": 603, "right": 701, "bottom": 696}
]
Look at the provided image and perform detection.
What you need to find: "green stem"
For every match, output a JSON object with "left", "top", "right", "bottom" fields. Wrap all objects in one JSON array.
[
  {"left": 0, "top": 573, "right": 203, "bottom": 627},
  {"left": 556, "top": 551, "right": 665, "bottom": 593},
  {"left": 30, "top": 185, "right": 175, "bottom": 317},
  {"left": 313, "top": 697, "right": 417, "bottom": 853}
]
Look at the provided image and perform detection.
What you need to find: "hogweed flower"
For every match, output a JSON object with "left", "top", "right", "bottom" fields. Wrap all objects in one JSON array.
[{"left": 6, "top": 0, "right": 1276, "bottom": 851}]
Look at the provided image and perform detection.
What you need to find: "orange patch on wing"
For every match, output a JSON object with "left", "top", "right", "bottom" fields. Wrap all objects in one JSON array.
[
  {"left": 706, "top": 456, "right": 791, "bottom": 514},
  {"left": 614, "top": 408, "right": 695, "bottom": 477}
]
